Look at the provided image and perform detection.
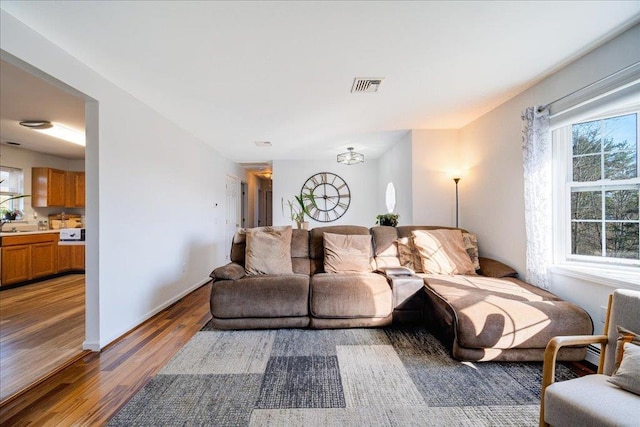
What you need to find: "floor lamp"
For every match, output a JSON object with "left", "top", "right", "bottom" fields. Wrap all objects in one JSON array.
[{"left": 453, "top": 177, "right": 460, "bottom": 228}]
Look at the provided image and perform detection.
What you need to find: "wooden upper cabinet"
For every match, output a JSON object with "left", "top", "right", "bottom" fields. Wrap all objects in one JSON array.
[
  {"left": 32, "top": 168, "right": 85, "bottom": 208},
  {"left": 65, "top": 171, "right": 85, "bottom": 208}
]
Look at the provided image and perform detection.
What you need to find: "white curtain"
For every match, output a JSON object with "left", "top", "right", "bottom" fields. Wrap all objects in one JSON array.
[{"left": 522, "top": 106, "right": 551, "bottom": 290}]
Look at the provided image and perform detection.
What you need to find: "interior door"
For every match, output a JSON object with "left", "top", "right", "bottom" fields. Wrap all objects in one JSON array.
[{"left": 225, "top": 175, "right": 239, "bottom": 261}]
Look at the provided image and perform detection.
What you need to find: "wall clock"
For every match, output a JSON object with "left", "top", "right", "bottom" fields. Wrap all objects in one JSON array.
[{"left": 301, "top": 172, "right": 351, "bottom": 222}]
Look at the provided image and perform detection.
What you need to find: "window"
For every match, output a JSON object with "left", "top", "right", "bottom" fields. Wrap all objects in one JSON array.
[
  {"left": 0, "top": 166, "right": 25, "bottom": 213},
  {"left": 554, "top": 109, "right": 640, "bottom": 267}
]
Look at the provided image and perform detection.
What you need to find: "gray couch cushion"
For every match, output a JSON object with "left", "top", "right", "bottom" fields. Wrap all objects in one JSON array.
[
  {"left": 310, "top": 272, "right": 392, "bottom": 318},
  {"left": 211, "top": 274, "right": 309, "bottom": 318},
  {"left": 545, "top": 374, "right": 640, "bottom": 426}
]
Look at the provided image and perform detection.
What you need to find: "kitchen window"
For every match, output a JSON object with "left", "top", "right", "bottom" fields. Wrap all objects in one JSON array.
[
  {"left": 0, "top": 166, "right": 25, "bottom": 212},
  {"left": 554, "top": 109, "right": 640, "bottom": 267}
]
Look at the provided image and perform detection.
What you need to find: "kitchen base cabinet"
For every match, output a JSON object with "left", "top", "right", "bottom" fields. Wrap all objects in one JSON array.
[
  {"left": 31, "top": 242, "right": 58, "bottom": 278},
  {"left": 58, "top": 245, "right": 85, "bottom": 272},
  {"left": 1, "top": 232, "right": 84, "bottom": 287},
  {"left": 1, "top": 245, "right": 31, "bottom": 285}
]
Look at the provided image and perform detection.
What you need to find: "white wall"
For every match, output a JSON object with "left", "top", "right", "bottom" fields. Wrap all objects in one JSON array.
[
  {"left": 458, "top": 23, "right": 640, "bottom": 328},
  {"left": 1, "top": 10, "right": 240, "bottom": 349},
  {"left": 377, "top": 131, "right": 413, "bottom": 225},
  {"left": 411, "top": 129, "right": 460, "bottom": 227},
  {"left": 0, "top": 145, "right": 86, "bottom": 220},
  {"left": 272, "top": 159, "right": 379, "bottom": 228}
]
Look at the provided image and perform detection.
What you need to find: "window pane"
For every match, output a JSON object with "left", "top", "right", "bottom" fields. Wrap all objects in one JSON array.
[
  {"left": 603, "top": 114, "right": 637, "bottom": 180},
  {"left": 573, "top": 120, "right": 601, "bottom": 155},
  {"left": 573, "top": 154, "right": 601, "bottom": 181},
  {"left": 571, "top": 222, "right": 602, "bottom": 256},
  {"left": 605, "top": 189, "right": 639, "bottom": 220},
  {"left": 571, "top": 191, "right": 601, "bottom": 220},
  {"left": 605, "top": 150, "right": 637, "bottom": 180},
  {"left": 606, "top": 222, "right": 639, "bottom": 259}
]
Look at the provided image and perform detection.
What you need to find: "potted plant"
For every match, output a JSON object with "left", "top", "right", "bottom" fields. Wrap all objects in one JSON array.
[
  {"left": 375, "top": 213, "right": 400, "bottom": 227},
  {"left": 283, "top": 192, "right": 316, "bottom": 230},
  {"left": 2, "top": 209, "right": 22, "bottom": 221}
]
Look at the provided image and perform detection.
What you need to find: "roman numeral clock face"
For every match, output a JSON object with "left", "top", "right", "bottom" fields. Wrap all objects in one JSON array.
[{"left": 301, "top": 172, "right": 351, "bottom": 222}]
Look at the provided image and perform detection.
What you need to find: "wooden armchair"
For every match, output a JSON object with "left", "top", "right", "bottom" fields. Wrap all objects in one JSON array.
[{"left": 539, "top": 289, "right": 640, "bottom": 426}]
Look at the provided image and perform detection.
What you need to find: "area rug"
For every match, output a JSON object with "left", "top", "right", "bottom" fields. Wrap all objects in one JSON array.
[{"left": 109, "top": 324, "right": 579, "bottom": 426}]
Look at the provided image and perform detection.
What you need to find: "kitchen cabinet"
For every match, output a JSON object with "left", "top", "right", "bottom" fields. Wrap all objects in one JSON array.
[
  {"left": 1, "top": 245, "right": 30, "bottom": 284},
  {"left": 1, "top": 233, "right": 58, "bottom": 285},
  {"left": 58, "top": 244, "right": 85, "bottom": 272},
  {"left": 32, "top": 168, "right": 85, "bottom": 208},
  {"left": 65, "top": 171, "right": 85, "bottom": 208}
]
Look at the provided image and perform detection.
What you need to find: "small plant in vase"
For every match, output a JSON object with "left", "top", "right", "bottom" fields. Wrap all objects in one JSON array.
[
  {"left": 283, "top": 192, "right": 316, "bottom": 230},
  {"left": 375, "top": 213, "right": 400, "bottom": 227},
  {"left": 2, "top": 209, "right": 22, "bottom": 221}
]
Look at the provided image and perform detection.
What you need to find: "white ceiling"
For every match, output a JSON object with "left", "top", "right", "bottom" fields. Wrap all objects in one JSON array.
[
  {"left": 0, "top": 59, "right": 86, "bottom": 159},
  {"left": 1, "top": 1, "right": 639, "bottom": 163}
]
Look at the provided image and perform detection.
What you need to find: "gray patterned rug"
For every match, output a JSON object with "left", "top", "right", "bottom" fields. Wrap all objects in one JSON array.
[{"left": 109, "top": 324, "right": 579, "bottom": 426}]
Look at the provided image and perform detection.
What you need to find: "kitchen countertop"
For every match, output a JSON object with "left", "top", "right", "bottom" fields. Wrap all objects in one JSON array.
[{"left": 0, "top": 229, "right": 61, "bottom": 237}]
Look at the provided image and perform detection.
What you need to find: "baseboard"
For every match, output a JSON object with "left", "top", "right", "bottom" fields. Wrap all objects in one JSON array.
[
  {"left": 99, "top": 278, "right": 211, "bottom": 350},
  {"left": 585, "top": 344, "right": 600, "bottom": 366}
]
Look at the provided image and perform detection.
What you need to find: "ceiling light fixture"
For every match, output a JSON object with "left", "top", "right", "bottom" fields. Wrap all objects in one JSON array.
[
  {"left": 19, "top": 120, "right": 85, "bottom": 146},
  {"left": 337, "top": 147, "right": 364, "bottom": 165}
]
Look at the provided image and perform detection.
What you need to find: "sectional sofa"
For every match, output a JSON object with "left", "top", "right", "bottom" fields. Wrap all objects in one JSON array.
[{"left": 209, "top": 225, "right": 593, "bottom": 362}]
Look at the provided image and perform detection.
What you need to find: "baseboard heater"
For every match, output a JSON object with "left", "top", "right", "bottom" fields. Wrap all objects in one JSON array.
[{"left": 585, "top": 344, "right": 601, "bottom": 366}]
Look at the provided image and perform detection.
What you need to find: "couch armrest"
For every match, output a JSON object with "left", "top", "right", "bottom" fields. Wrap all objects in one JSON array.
[
  {"left": 210, "top": 262, "right": 246, "bottom": 281},
  {"left": 478, "top": 257, "right": 518, "bottom": 278},
  {"left": 377, "top": 266, "right": 416, "bottom": 277}
]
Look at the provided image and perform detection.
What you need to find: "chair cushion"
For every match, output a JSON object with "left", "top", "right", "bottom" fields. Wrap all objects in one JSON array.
[{"left": 545, "top": 374, "right": 640, "bottom": 426}]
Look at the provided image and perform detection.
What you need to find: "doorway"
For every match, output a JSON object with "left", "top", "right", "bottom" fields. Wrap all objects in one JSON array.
[{"left": 0, "top": 53, "right": 95, "bottom": 403}]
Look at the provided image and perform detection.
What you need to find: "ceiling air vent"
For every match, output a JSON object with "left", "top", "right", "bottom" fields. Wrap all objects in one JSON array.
[{"left": 351, "top": 77, "right": 384, "bottom": 93}]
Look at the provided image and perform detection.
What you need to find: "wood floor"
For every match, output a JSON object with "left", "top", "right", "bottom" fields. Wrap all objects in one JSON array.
[
  {"left": 0, "top": 275, "right": 85, "bottom": 402},
  {"left": 0, "top": 281, "right": 212, "bottom": 426}
]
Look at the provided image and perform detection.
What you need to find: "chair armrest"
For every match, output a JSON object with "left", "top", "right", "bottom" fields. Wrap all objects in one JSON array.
[
  {"left": 478, "top": 257, "right": 518, "bottom": 278},
  {"left": 542, "top": 334, "right": 608, "bottom": 391},
  {"left": 210, "top": 262, "right": 246, "bottom": 281}
]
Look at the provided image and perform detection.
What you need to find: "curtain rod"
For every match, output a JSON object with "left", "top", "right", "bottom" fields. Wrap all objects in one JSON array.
[{"left": 537, "top": 60, "right": 640, "bottom": 112}]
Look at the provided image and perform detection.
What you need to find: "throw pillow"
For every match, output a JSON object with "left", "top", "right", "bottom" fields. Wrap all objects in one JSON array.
[
  {"left": 613, "top": 326, "right": 640, "bottom": 369},
  {"left": 245, "top": 226, "right": 293, "bottom": 275},
  {"left": 397, "top": 237, "right": 423, "bottom": 273},
  {"left": 462, "top": 232, "right": 480, "bottom": 271},
  {"left": 323, "top": 232, "right": 372, "bottom": 273},
  {"left": 411, "top": 229, "right": 476, "bottom": 275},
  {"left": 607, "top": 341, "right": 640, "bottom": 396}
]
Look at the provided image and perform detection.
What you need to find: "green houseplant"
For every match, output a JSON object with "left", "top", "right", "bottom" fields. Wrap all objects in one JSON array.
[
  {"left": 375, "top": 213, "right": 400, "bottom": 227},
  {"left": 283, "top": 191, "right": 316, "bottom": 230}
]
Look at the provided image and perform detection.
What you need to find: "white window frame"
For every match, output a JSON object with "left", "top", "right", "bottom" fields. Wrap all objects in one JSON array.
[
  {"left": 0, "top": 166, "right": 25, "bottom": 213},
  {"left": 553, "top": 107, "right": 640, "bottom": 270}
]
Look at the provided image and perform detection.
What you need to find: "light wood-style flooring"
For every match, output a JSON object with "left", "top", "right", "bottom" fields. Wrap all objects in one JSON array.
[
  {"left": 0, "top": 275, "right": 85, "bottom": 403},
  {"left": 0, "top": 281, "right": 212, "bottom": 426}
]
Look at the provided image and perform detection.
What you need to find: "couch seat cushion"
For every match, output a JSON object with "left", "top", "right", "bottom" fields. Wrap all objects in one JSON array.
[
  {"left": 211, "top": 275, "right": 309, "bottom": 318},
  {"left": 310, "top": 273, "right": 392, "bottom": 318},
  {"left": 423, "top": 274, "right": 592, "bottom": 349}
]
